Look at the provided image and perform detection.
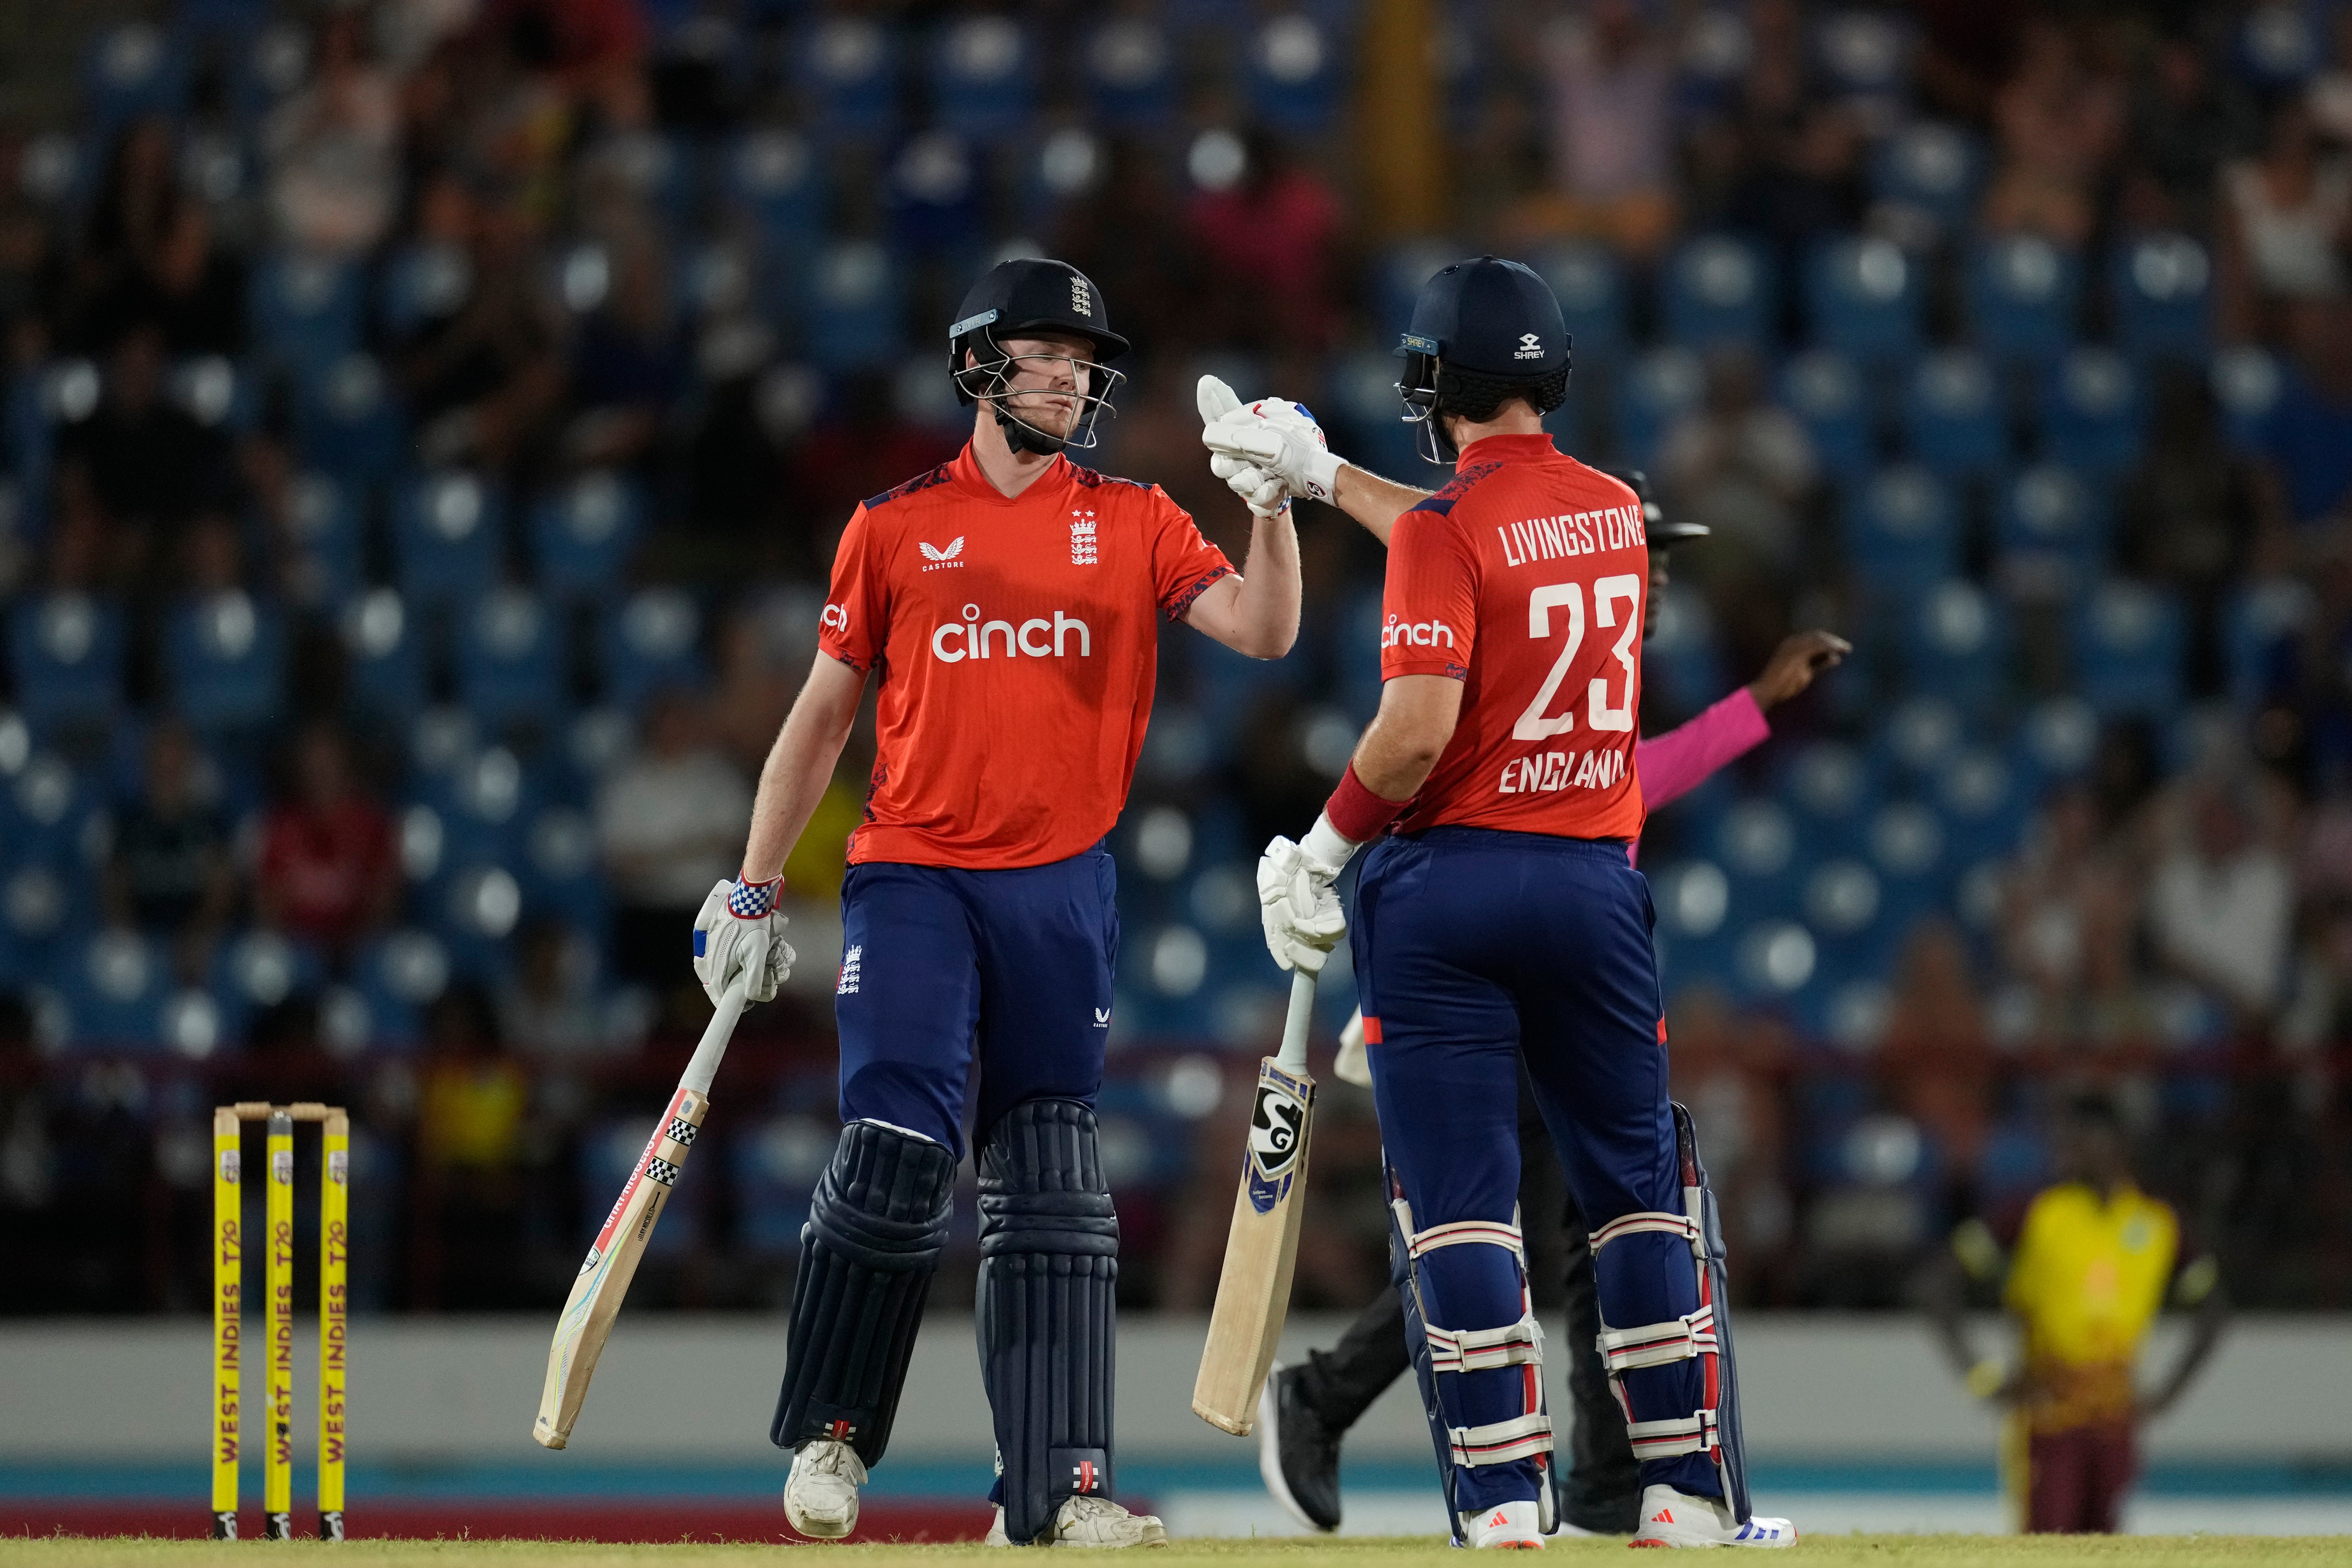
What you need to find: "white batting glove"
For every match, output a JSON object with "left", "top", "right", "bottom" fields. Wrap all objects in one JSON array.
[
  {"left": 1204, "top": 400, "right": 1341, "bottom": 506},
  {"left": 692, "top": 876, "right": 794, "bottom": 1006},
  {"left": 1334, "top": 1008, "right": 1372, "bottom": 1087},
  {"left": 1256, "top": 815, "right": 1358, "bottom": 976}
]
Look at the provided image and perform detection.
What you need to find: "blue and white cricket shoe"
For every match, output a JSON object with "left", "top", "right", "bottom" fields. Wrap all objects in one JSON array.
[{"left": 1626, "top": 1486, "right": 1795, "bottom": 1548}]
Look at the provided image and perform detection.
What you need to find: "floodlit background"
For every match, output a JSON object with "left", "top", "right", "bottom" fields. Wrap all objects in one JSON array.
[{"left": 0, "top": 0, "right": 2348, "bottom": 1541}]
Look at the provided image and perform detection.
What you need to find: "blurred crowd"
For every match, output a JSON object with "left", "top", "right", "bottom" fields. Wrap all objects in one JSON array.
[{"left": 1, "top": 0, "right": 2350, "bottom": 1318}]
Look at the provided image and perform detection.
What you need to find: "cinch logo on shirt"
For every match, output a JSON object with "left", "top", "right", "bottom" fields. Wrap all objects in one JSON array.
[
  {"left": 1495, "top": 505, "right": 1646, "bottom": 568},
  {"left": 1381, "top": 614, "right": 1456, "bottom": 650},
  {"left": 919, "top": 536, "right": 967, "bottom": 571},
  {"left": 820, "top": 602, "right": 850, "bottom": 632},
  {"left": 1498, "top": 747, "right": 1629, "bottom": 795},
  {"left": 931, "top": 603, "right": 1094, "bottom": 662}
]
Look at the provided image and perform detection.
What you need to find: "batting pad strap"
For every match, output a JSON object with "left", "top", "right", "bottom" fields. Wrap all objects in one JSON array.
[
  {"left": 1426, "top": 1311, "right": 1543, "bottom": 1374},
  {"left": 1590, "top": 1210, "right": 1704, "bottom": 1255},
  {"left": 1626, "top": 1408, "right": 1722, "bottom": 1460},
  {"left": 1447, "top": 1410, "right": 1555, "bottom": 1468},
  {"left": 1597, "top": 1305, "right": 1718, "bottom": 1372},
  {"left": 1405, "top": 1215, "right": 1526, "bottom": 1260}
]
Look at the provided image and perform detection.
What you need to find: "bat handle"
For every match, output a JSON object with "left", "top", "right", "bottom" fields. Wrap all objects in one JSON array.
[
  {"left": 1274, "top": 969, "right": 1316, "bottom": 1075},
  {"left": 679, "top": 971, "right": 752, "bottom": 1098}
]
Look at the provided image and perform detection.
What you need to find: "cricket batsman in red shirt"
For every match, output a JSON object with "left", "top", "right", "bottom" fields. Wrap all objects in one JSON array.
[
  {"left": 691, "top": 258, "right": 1301, "bottom": 1545},
  {"left": 1230, "top": 257, "right": 1795, "bottom": 1548}
]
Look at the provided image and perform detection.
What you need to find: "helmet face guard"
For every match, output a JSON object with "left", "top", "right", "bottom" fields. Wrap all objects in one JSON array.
[
  {"left": 1394, "top": 334, "right": 1452, "bottom": 465},
  {"left": 949, "top": 311, "right": 1127, "bottom": 458}
]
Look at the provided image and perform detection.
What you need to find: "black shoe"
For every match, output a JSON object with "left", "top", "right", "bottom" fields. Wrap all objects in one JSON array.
[{"left": 1257, "top": 1361, "right": 1342, "bottom": 1532}]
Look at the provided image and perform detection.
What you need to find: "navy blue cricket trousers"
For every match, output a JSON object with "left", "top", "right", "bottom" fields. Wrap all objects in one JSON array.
[{"left": 1354, "top": 827, "right": 1718, "bottom": 1509}]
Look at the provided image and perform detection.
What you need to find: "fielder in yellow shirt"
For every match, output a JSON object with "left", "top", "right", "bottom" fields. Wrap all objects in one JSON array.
[{"left": 1930, "top": 1093, "right": 2227, "bottom": 1533}]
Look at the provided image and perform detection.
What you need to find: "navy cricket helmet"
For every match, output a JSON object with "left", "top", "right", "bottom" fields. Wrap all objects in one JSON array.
[
  {"left": 1394, "top": 255, "right": 1572, "bottom": 463},
  {"left": 948, "top": 257, "right": 1130, "bottom": 456}
]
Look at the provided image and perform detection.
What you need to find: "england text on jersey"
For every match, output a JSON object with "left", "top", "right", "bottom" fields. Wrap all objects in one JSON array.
[{"left": 819, "top": 444, "right": 1233, "bottom": 869}]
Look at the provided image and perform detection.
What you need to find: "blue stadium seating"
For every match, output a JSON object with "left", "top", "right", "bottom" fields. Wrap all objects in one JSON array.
[
  {"left": 1247, "top": 14, "right": 1344, "bottom": 134},
  {"left": 165, "top": 591, "right": 288, "bottom": 739},
  {"left": 932, "top": 16, "right": 1035, "bottom": 140},
  {"left": 284, "top": 474, "right": 364, "bottom": 603},
  {"left": 1641, "top": 583, "right": 1726, "bottom": 717},
  {"left": 1845, "top": 465, "right": 1958, "bottom": 600},
  {"left": 2040, "top": 347, "right": 2145, "bottom": 476},
  {"left": 1805, "top": 235, "right": 1922, "bottom": 365},
  {"left": 1868, "top": 122, "right": 1984, "bottom": 236},
  {"left": 436, "top": 863, "right": 526, "bottom": 981},
  {"left": 83, "top": 24, "right": 184, "bottom": 129},
  {"left": 1327, "top": 350, "right": 1425, "bottom": 482},
  {"left": 1966, "top": 235, "right": 2081, "bottom": 366},
  {"left": 1903, "top": 351, "right": 2007, "bottom": 480},
  {"left": 1900, "top": 582, "right": 2007, "bottom": 713},
  {"left": 170, "top": 355, "right": 257, "bottom": 434},
  {"left": 59, "top": 929, "right": 166, "bottom": 1051},
  {"left": 2109, "top": 232, "right": 2212, "bottom": 361},
  {"left": 1714, "top": 796, "right": 1802, "bottom": 921},
  {"left": 1085, "top": 19, "right": 1178, "bottom": 130},
  {"left": 533, "top": 471, "right": 642, "bottom": 601},
  {"left": 603, "top": 587, "right": 705, "bottom": 711},
  {"left": 1938, "top": 746, "right": 2024, "bottom": 863},
  {"left": 676, "top": 240, "right": 757, "bottom": 320},
  {"left": 1778, "top": 349, "right": 1873, "bottom": 480},
  {"left": 520, "top": 805, "right": 607, "bottom": 931},
  {"left": 1865, "top": 798, "right": 1950, "bottom": 930},
  {"left": 1371, "top": 238, "right": 1463, "bottom": 339},
  {"left": 1615, "top": 347, "right": 1705, "bottom": 469},
  {"left": 426, "top": 744, "right": 537, "bottom": 869},
  {"left": 340, "top": 589, "right": 426, "bottom": 721},
  {"left": 794, "top": 16, "right": 897, "bottom": 142},
  {"left": 349, "top": 929, "right": 455, "bottom": 1050},
  {"left": 1530, "top": 242, "right": 1628, "bottom": 366},
  {"left": 2073, "top": 580, "right": 2185, "bottom": 717},
  {"left": 380, "top": 241, "right": 473, "bottom": 338},
  {"left": 395, "top": 471, "right": 505, "bottom": 608},
  {"left": 887, "top": 133, "right": 988, "bottom": 260},
  {"left": 1662, "top": 235, "right": 1775, "bottom": 351},
  {"left": 457, "top": 589, "right": 566, "bottom": 728},
  {"left": 294, "top": 355, "right": 407, "bottom": 484},
  {"left": 733, "top": 1114, "right": 837, "bottom": 1254},
  {"left": 728, "top": 129, "right": 825, "bottom": 256},
  {"left": 0, "top": 860, "right": 72, "bottom": 985},
  {"left": 248, "top": 251, "right": 365, "bottom": 382},
  {"left": 1997, "top": 462, "right": 2108, "bottom": 591},
  {"left": 806, "top": 241, "right": 902, "bottom": 370},
  {"left": 209, "top": 929, "right": 327, "bottom": 1044},
  {"left": 0, "top": 752, "right": 95, "bottom": 867},
  {"left": 8, "top": 593, "right": 127, "bottom": 727},
  {"left": 1815, "top": 9, "right": 1912, "bottom": 98},
  {"left": 2222, "top": 579, "right": 2310, "bottom": 710},
  {"left": 2210, "top": 344, "right": 2283, "bottom": 453}
]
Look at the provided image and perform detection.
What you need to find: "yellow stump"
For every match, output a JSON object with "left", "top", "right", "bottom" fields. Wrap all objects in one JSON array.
[
  {"left": 264, "top": 1110, "right": 294, "bottom": 1540},
  {"left": 210, "top": 1108, "right": 242, "bottom": 1540},
  {"left": 319, "top": 1110, "right": 350, "bottom": 1541}
]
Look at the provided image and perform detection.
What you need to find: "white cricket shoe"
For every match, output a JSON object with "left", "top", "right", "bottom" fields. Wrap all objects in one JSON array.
[
  {"left": 1462, "top": 1499, "right": 1546, "bottom": 1548},
  {"left": 1626, "top": 1485, "right": 1795, "bottom": 1548},
  {"left": 985, "top": 1495, "right": 1169, "bottom": 1547},
  {"left": 782, "top": 1439, "right": 866, "bottom": 1539}
]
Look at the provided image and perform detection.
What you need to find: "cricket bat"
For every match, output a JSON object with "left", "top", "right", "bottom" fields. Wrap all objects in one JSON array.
[
  {"left": 533, "top": 972, "right": 749, "bottom": 1448},
  {"left": 1191, "top": 969, "right": 1319, "bottom": 1435}
]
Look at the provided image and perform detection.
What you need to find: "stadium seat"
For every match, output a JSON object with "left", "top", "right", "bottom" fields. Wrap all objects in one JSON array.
[
  {"left": 887, "top": 133, "right": 987, "bottom": 259},
  {"left": 395, "top": 471, "right": 505, "bottom": 608},
  {"left": 230, "top": 21, "right": 308, "bottom": 127},
  {"left": 806, "top": 241, "right": 902, "bottom": 371},
  {"left": 1084, "top": 18, "right": 1178, "bottom": 130},
  {"left": 2210, "top": 344, "right": 2282, "bottom": 453},
  {"left": 1615, "top": 347, "right": 1705, "bottom": 469},
  {"left": 1247, "top": 14, "right": 1344, "bottom": 134},
  {"left": 1804, "top": 235, "right": 1922, "bottom": 365},
  {"left": 209, "top": 928, "right": 327, "bottom": 1045},
  {"left": 1902, "top": 351, "right": 2007, "bottom": 480},
  {"left": 1937, "top": 746, "right": 2024, "bottom": 863},
  {"left": 1778, "top": 349, "right": 1874, "bottom": 480},
  {"left": 1371, "top": 238, "right": 1464, "bottom": 340},
  {"left": 2109, "top": 232, "right": 2211, "bottom": 361},
  {"left": 602, "top": 586, "right": 705, "bottom": 712},
  {"left": 676, "top": 240, "right": 757, "bottom": 321},
  {"left": 60, "top": 929, "right": 166, "bottom": 1051},
  {"left": 728, "top": 129, "right": 825, "bottom": 256},
  {"left": 2039, "top": 347, "right": 2145, "bottom": 476},
  {"left": 1966, "top": 235, "right": 2081, "bottom": 367},
  {"left": 933, "top": 15, "right": 1035, "bottom": 141},
  {"left": 733, "top": 1114, "right": 838, "bottom": 1254},
  {"left": 2073, "top": 580, "right": 2185, "bottom": 717},
  {"left": 1328, "top": 350, "right": 1425, "bottom": 481},
  {"left": 521, "top": 805, "right": 607, "bottom": 931},
  {"left": 585, "top": 130, "right": 695, "bottom": 234},
  {"left": 2236, "top": 3, "right": 2323, "bottom": 85},
  {"left": 792, "top": 16, "right": 898, "bottom": 142},
  {"left": 248, "top": 251, "right": 365, "bottom": 382},
  {"left": 165, "top": 590, "right": 289, "bottom": 740},
  {"left": 1650, "top": 857, "right": 1736, "bottom": 995},
  {"left": 293, "top": 354, "right": 407, "bottom": 484},
  {"left": 2222, "top": 578, "right": 2311, "bottom": 710},
  {"left": 1641, "top": 582, "right": 1725, "bottom": 716},
  {"left": 1530, "top": 242, "right": 1628, "bottom": 366},
  {"left": 0, "top": 751, "right": 96, "bottom": 867},
  {"left": 1845, "top": 465, "right": 1958, "bottom": 601},
  {"left": 1714, "top": 796, "right": 1801, "bottom": 920},
  {"left": 1815, "top": 9, "right": 1911, "bottom": 99},
  {"left": 0, "top": 859, "right": 72, "bottom": 985},
  {"left": 283, "top": 474, "right": 364, "bottom": 605},
  {"left": 350, "top": 928, "right": 455, "bottom": 1049},
  {"left": 379, "top": 240, "right": 473, "bottom": 339},
  {"left": 1868, "top": 122, "right": 1983, "bottom": 237},
  {"left": 533, "top": 471, "right": 642, "bottom": 602},
  {"left": 170, "top": 355, "right": 257, "bottom": 434},
  {"left": 1865, "top": 799, "right": 1949, "bottom": 928},
  {"left": 1662, "top": 234, "right": 1775, "bottom": 351},
  {"left": 1781, "top": 739, "right": 1881, "bottom": 849},
  {"left": 1997, "top": 462, "right": 2108, "bottom": 593},
  {"left": 340, "top": 589, "right": 426, "bottom": 722},
  {"left": 8, "top": 592, "right": 127, "bottom": 728},
  {"left": 1900, "top": 581, "right": 2007, "bottom": 713},
  {"left": 83, "top": 23, "right": 185, "bottom": 129},
  {"left": 457, "top": 589, "right": 566, "bottom": 729}
]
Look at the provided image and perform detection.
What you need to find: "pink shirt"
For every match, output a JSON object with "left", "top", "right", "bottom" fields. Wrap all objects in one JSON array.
[{"left": 1630, "top": 687, "right": 1771, "bottom": 865}]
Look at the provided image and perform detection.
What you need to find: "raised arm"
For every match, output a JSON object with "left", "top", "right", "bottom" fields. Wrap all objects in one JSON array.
[
  {"left": 1182, "top": 509, "right": 1301, "bottom": 659},
  {"left": 739, "top": 653, "right": 869, "bottom": 882}
]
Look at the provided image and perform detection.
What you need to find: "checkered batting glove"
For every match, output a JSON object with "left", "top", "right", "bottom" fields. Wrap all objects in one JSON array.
[{"left": 692, "top": 875, "right": 793, "bottom": 1006}]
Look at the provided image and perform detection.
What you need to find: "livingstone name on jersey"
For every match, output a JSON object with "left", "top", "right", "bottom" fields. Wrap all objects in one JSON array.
[
  {"left": 1495, "top": 503, "right": 1647, "bottom": 569},
  {"left": 931, "top": 603, "right": 1093, "bottom": 662},
  {"left": 1498, "top": 746, "right": 1628, "bottom": 796}
]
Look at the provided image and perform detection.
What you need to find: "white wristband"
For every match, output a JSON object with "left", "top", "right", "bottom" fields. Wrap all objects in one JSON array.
[{"left": 1302, "top": 812, "right": 1359, "bottom": 873}]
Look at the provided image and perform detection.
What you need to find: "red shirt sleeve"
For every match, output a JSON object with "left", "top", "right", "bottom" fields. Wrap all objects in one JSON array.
[
  {"left": 1145, "top": 488, "right": 1234, "bottom": 620},
  {"left": 1380, "top": 505, "right": 1477, "bottom": 680},
  {"left": 818, "top": 503, "right": 887, "bottom": 672}
]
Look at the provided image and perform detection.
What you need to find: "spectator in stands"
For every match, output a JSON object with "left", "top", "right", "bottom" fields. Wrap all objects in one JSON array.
[
  {"left": 1518, "top": 0, "right": 1676, "bottom": 257},
  {"left": 77, "top": 197, "right": 245, "bottom": 359},
  {"left": 1187, "top": 132, "right": 1345, "bottom": 353},
  {"left": 1882, "top": 921, "right": 1995, "bottom": 1169},
  {"left": 2250, "top": 298, "right": 2352, "bottom": 528},
  {"left": 69, "top": 118, "right": 177, "bottom": 345},
  {"left": 709, "top": 610, "right": 796, "bottom": 778},
  {"left": 2125, "top": 36, "right": 2256, "bottom": 238},
  {"left": 255, "top": 724, "right": 400, "bottom": 959},
  {"left": 2146, "top": 775, "right": 2295, "bottom": 1030},
  {"left": 595, "top": 690, "right": 751, "bottom": 992},
  {"left": 2218, "top": 97, "right": 2350, "bottom": 344},
  {"left": 264, "top": 8, "right": 402, "bottom": 257},
  {"left": 2309, "top": 5, "right": 2352, "bottom": 145},
  {"left": 498, "top": 920, "right": 615, "bottom": 1060},
  {"left": 104, "top": 723, "right": 235, "bottom": 983},
  {"left": 1656, "top": 351, "right": 1818, "bottom": 610},
  {"left": 55, "top": 325, "right": 235, "bottom": 570},
  {"left": 792, "top": 373, "right": 960, "bottom": 544},
  {"left": 0, "top": 165, "right": 57, "bottom": 365},
  {"left": 1980, "top": 20, "right": 2124, "bottom": 248},
  {"left": 1724, "top": 100, "right": 1867, "bottom": 259},
  {"left": 400, "top": 193, "right": 566, "bottom": 472},
  {"left": 1997, "top": 786, "right": 2147, "bottom": 1048},
  {"left": 562, "top": 236, "right": 684, "bottom": 472},
  {"left": 412, "top": 983, "right": 531, "bottom": 1309}
]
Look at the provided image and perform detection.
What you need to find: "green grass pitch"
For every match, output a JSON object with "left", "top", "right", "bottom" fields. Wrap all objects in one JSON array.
[{"left": 3, "top": 1538, "right": 2345, "bottom": 1567}]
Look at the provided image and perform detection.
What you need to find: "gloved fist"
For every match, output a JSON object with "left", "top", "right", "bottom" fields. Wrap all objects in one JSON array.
[
  {"left": 1197, "top": 376, "right": 1341, "bottom": 515},
  {"left": 692, "top": 876, "right": 795, "bottom": 1006},
  {"left": 1256, "top": 832, "right": 1349, "bottom": 976}
]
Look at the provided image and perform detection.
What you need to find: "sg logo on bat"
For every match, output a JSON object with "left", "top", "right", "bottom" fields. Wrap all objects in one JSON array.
[{"left": 1244, "top": 1066, "right": 1309, "bottom": 1213}]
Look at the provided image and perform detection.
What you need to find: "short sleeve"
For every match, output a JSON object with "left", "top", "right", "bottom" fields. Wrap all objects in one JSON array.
[
  {"left": 818, "top": 504, "right": 887, "bottom": 672},
  {"left": 1144, "top": 488, "right": 1234, "bottom": 621},
  {"left": 1381, "top": 507, "right": 1477, "bottom": 680},
  {"left": 2002, "top": 1195, "right": 2053, "bottom": 1316}
]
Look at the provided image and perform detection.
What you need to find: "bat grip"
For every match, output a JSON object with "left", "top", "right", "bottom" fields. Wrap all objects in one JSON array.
[
  {"left": 679, "top": 971, "right": 751, "bottom": 1097},
  {"left": 1274, "top": 969, "right": 1316, "bottom": 1075}
]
